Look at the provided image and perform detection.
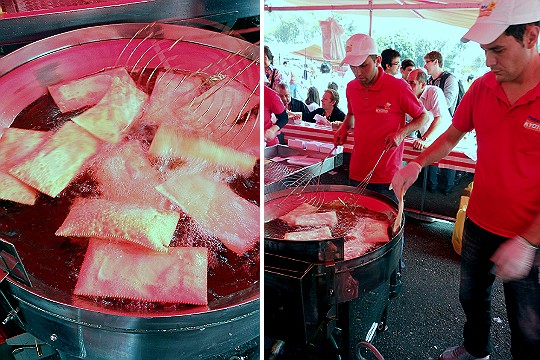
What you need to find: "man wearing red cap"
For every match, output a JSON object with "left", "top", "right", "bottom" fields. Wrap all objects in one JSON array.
[{"left": 391, "top": 0, "right": 540, "bottom": 359}]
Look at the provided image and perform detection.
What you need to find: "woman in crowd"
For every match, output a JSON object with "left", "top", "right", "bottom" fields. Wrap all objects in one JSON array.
[
  {"left": 305, "top": 86, "right": 320, "bottom": 112},
  {"left": 264, "top": 45, "right": 284, "bottom": 92},
  {"left": 304, "top": 89, "right": 345, "bottom": 124}
]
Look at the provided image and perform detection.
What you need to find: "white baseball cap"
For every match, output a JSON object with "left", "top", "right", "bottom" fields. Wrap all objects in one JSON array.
[
  {"left": 340, "top": 34, "right": 378, "bottom": 66},
  {"left": 461, "top": 0, "right": 540, "bottom": 44}
]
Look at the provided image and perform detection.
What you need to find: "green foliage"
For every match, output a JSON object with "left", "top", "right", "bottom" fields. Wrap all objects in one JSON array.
[
  {"left": 266, "top": 12, "right": 321, "bottom": 44},
  {"left": 265, "top": 12, "right": 489, "bottom": 79}
]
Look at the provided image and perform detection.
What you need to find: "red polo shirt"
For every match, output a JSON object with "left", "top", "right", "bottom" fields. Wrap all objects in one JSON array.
[
  {"left": 264, "top": 86, "right": 286, "bottom": 146},
  {"left": 346, "top": 67, "right": 424, "bottom": 184},
  {"left": 453, "top": 71, "right": 540, "bottom": 237}
]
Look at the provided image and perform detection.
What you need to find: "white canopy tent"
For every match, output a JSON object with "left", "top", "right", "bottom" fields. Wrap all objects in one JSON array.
[{"left": 265, "top": 0, "right": 483, "bottom": 33}]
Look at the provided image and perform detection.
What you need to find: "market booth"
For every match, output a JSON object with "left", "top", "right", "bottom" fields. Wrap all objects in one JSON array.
[
  {"left": 264, "top": 1, "right": 481, "bottom": 358},
  {"left": 264, "top": 120, "right": 476, "bottom": 359},
  {"left": 280, "top": 121, "right": 477, "bottom": 218},
  {"left": 0, "top": 2, "right": 260, "bottom": 359}
]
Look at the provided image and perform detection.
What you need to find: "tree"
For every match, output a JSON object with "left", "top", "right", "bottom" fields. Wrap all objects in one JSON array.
[
  {"left": 266, "top": 13, "right": 302, "bottom": 43},
  {"left": 266, "top": 12, "right": 320, "bottom": 44}
]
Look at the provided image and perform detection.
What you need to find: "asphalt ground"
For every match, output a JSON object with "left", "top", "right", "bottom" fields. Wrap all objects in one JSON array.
[
  {"left": 319, "top": 159, "right": 511, "bottom": 360},
  {"left": 369, "top": 217, "right": 511, "bottom": 360}
]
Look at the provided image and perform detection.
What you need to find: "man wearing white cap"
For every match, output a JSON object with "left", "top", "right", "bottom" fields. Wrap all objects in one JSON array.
[
  {"left": 334, "top": 33, "right": 428, "bottom": 298},
  {"left": 391, "top": 1, "right": 540, "bottom": 359},
  {"left": 334, "top": 33, "right": 428, "bottom": 196}
]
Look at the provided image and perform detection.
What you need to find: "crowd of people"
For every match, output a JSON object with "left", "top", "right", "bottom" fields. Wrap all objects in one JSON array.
[
  {"left": 265, "top": 41, "right": 469, "bottom": 197},
  {"left": 264, "top": 0, "right": 540, "bottom": 359}
]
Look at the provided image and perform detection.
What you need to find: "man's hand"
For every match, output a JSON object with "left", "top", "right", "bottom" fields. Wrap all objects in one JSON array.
[
  {"left": 265, "top": 126, "right": 279, "bottom": 143},
  {"left": 386, "top": 130, "right": 407, "bottom": 148},
  {"left": 390, "top": 162, "right": 422, "bottom": 199},
  {"left": 412, "top": 139, "right": 427, "bottom": 150},
  {"left": 491, "top": 236, "right": 537, "bottom": 281}
]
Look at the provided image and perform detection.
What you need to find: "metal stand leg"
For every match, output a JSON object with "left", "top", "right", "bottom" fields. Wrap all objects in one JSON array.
[{"left": 420, "top": 167, "right": 428, "bottom": 213}]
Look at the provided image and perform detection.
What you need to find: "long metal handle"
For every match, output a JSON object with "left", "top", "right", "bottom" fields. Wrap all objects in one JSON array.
[
  {"left": 0, "top": 238, "right": 32, "bottom": 287},
  {"left": 392, "top": 189, "right": 404, "bottom": 234}
]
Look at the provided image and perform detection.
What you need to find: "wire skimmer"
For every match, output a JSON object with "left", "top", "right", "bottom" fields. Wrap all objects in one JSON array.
[{"left": 114, "top": 21, "right": 260, "bottom": 152}]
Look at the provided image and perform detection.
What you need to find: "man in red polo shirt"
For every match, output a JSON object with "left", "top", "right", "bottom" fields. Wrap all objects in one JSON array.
[
  {"left": 334, "top": 33, "right": 428, "bottom": 298},
  {"left": 335, "top": 34, "right": 428, "bottom": 192},
  {"left": 391, "top": 0, "right": 540, "bottom": 359}
]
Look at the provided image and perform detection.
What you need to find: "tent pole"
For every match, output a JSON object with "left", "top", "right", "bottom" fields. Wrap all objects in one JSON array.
[{"left": 369, "top": 0, "right": 373, "bottom": 36}]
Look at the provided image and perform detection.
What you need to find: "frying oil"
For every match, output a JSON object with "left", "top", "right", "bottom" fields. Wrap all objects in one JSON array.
[
  {"left": 0, "top": 68, "right": 259, "bottom": 311},
  {"left": 265, "top": 200, "right": 390, "bottom": 241}
]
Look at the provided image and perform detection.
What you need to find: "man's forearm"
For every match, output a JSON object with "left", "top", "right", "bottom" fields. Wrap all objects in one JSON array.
[
  {"left": 399, "top": 109, "right": 428, "bottom": 140},
  {"left": 412, "top": 125, "right": 464, "bottom": 167},
  {"left": 343, "top": 113, "right": 354, "bottom": 131},
  {"left": 422, "top": 116, "right": 444, "bottom": 142}
]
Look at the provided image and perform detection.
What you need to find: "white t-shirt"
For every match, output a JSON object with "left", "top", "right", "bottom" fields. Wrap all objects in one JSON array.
[
  {"left": 417, "top": 85, "right": 452, "bottom": 138},
  {"left": 306, "top": 102, "right": 319, "bottom": 112}
]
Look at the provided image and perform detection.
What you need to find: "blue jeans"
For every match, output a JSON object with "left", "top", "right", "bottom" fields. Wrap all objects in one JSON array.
[
  {"left": 427, "top": 166, "right": 455, "bottom": 192},
  {"left": 460, "top": 218, "right": 540, "bottom": 359}
]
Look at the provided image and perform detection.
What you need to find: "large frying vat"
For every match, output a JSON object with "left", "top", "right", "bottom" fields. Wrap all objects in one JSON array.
[
  {"left": 0, "top": 23, "right": 259, "bottom": 359},
  {"left": 264, "top": 185, "right": 403, "bottom": 359}
]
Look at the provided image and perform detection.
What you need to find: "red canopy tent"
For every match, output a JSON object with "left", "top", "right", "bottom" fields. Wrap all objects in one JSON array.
[{"left": 265, "top": 0, "right": 483, "bottom": 34}]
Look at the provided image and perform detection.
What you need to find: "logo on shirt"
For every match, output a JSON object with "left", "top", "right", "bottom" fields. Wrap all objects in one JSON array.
[
  {"left": 376, "top": 103, "right": 392, "bottom": 114},
  {"left": 479, "top": 1, "right": 497, "bottom": 17},
  {"left": 524, "top": 115, "right": 540, "bottom": 133}
]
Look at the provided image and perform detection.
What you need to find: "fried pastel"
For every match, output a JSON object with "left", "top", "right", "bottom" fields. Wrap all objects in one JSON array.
[
  {"left": 71, "top": 76, "right": 148, "bottom": 143},
  {"left": 93, "top": 141, "right": 168, "bottom": 210},
  {"left": 283, "top": 227, "right": 332, "bottom": 241},
  {"left": 142, "top": 70, "right": 209, "bottom": 126},
  {"left": 48, "top": 67, "right": 137, "bottom": 113},
  {"left": 149, "top": 124, "right": 256, "bottom": 175},
  {"left": 0, "top": 128, "right": 48, "bottom": 166},
  {"left": 0, "top": 128, "right": 47, "bottom": 204},
  {"left": 343, "top": 217, "right": 389, "bottom": 260},
  {"left": 8, "top": 121, "right": 99, "bottom": 198},
  {"left": 55, "top": 198, "right": 179, "bottom": 252},
  {"left": 156, "top": 173, "right": 259, "bottom": 255},
  {"left": 0, "top": 172, "right": 38, "bottom": 205},
  {"left": 279, "top": 203, "right": 318, "bottom": 225},
  {"left": 75, "top": 238, "right": 208, "bottom": 305},
  {"left": 344, "top": 217, "right": 390, "bottom": 244},
  {"left": 344, "top": 240, "right": 376, "bottom": 261},
  {"left": 177, "top": 80, "right": 255, "bottom": 137},
  {"left": 294, "top": 211, "right": 338, "bottom": 227}
]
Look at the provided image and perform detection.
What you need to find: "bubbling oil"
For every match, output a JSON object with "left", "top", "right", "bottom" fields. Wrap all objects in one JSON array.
[
  {"left": 264, "top": 199, "right": 391, "bottom": 241},
  {"left": 0, "top": 68, "right": 259, "bottom": 311}
]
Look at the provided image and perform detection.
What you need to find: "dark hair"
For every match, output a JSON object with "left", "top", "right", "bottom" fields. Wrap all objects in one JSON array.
[
  {"left": 381, "top": 48, "right": 400, "bottom": 69},
  {"left": 401, "top": 59, "right": 415, "bottom": 70},
  {"left": 305, "top": 86, "right": 320, "bottom": 105},
  {"left": 368, "top": 54, "right": 379, "bottom": 63},
  {"left": 425, "top": 51, "right": 443, "bottom": 67},
  {"left": 264, "top": 45, "right": 274, "bottom": 64},
  {"left": 413, "top": 69, "right": 428, "bottom": 84},
  {"left": 327, "top": 81, "right": 338, "bottom": 91},
  {"left": 320, "top": 62, "right": 331, "bottom": 73},
  {"left": 276, "top": 83, "right": 290, "bottom": 92},
  {"left": 325, "top": 89, "right": 340, "bottom": 106},
  {"left": 504, "top": 21, "right": 540, "bottom": 43}
]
